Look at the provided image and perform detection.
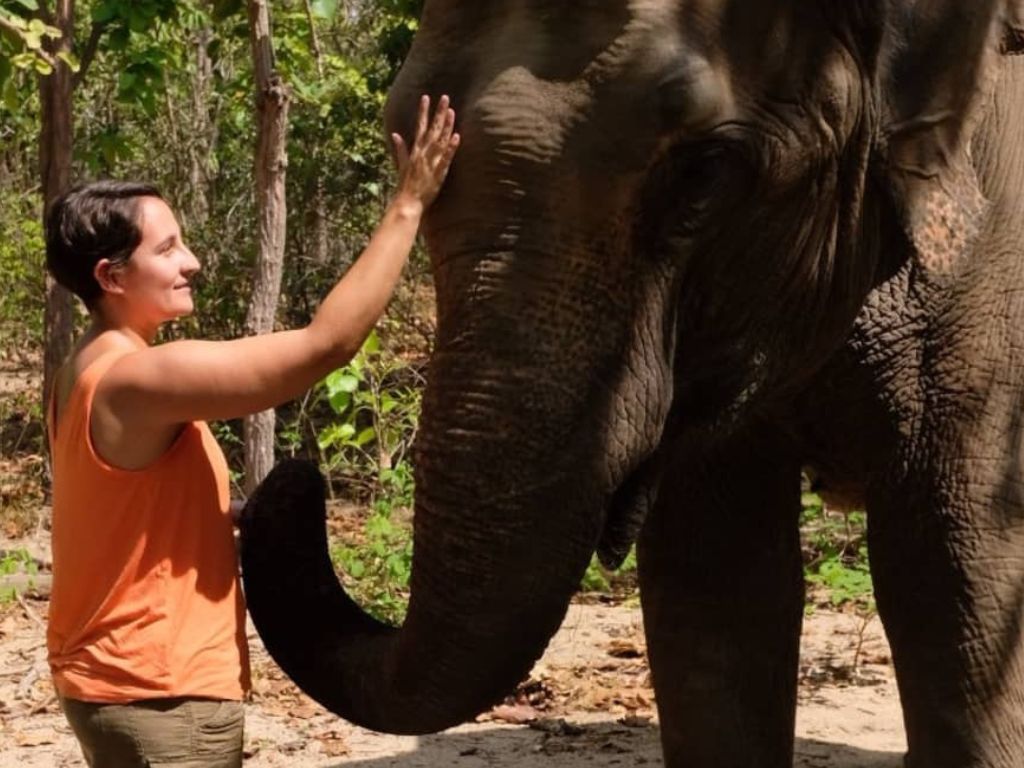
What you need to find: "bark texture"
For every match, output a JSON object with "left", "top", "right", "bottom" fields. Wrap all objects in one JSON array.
[
  {"left": 39, "top": 0, "right": 76, "bottom": 415},
  {"left": 243, "top": 0, "right": 290, "bottom": 493}
]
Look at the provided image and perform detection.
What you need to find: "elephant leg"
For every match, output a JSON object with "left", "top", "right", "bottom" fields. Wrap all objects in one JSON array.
[
  {"left": 638, "top": 425, "right": 804, "bottom": 768},
  {"left": 869, "top": 438, "right": 1024, "bottom": 768}
]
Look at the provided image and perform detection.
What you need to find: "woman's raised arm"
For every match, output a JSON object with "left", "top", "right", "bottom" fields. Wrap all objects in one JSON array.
[{"left": 98, "top": 95, "right": 459, "bottom": 428}]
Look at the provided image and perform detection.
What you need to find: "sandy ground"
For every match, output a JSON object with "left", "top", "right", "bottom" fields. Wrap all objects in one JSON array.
[{"left": 0, "top": 595, "right": 905, "bottom": 767}]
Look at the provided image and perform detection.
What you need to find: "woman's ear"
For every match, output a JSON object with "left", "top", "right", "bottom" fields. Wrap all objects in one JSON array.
[
  {"left": 879, "top": 0, "right": 1020, "bottom": 273},
  {"left": 94, "top": 259, "right": 126, "bottom": 297}
]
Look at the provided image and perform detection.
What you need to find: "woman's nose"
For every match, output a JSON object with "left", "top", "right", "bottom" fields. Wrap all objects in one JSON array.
[{"left": 182, "top": 246, "right": 201, "bottom": 275}]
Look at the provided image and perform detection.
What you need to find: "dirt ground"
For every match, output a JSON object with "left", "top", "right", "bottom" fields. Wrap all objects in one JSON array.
[{"left": 0, "top": 585, "right": 905, "bottom": 767}]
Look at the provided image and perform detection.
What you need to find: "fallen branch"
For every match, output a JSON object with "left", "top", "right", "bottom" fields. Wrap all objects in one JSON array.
[{"left": 17, "top": 593, "right": 46, "bottom": 629}]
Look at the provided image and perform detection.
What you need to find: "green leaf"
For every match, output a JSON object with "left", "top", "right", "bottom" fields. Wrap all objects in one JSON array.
[
  {"left": 328, "top": 372, "right": 360, "bottom": 394},
  {"left": 0, "top": 14, "right": 27, "bottom": 32},
  {"left": 3, "top": 78, "right": 20, "bottom": 111},
  {"left": 107, "top": 25, "right": 130, "bottom": 51},
  {"left": 12, "top": 0, "right": 39, "bottom": 11},
  {"left": 354, "top": 427, "right": 376, "bottom": 447},
  {"left": 361, "top": 330, "right": 380, "bottom": 355},
  {"left": 10, "top": 51, "right": 35, "bottom": 69},
  {"left": 311, "top": 0, "right": 339, "bottom": 19},
  {"left": 90, "top": 1, "right": 118, "bottom": 24},
  {"left": 800, "top": 492, "right": 823, "bottom": 510},
  {"left": 55, "top": 50, "right": 79, "bottom": 72},
  {"left": 317, "top": 422, "right": 356, "bottom": 450},
  {"left": 327, "top": 390, "right": 351, "bottom": 415}
]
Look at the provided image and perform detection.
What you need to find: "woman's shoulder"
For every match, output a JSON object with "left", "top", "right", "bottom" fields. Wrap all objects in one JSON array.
[{"left": 55, "top": 333, "right": 138, "bottom": 418}]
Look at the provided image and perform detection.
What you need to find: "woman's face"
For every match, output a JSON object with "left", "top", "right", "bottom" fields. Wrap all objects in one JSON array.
[{"left": 115, "top": 196, "right": 201, "bottom": 326}]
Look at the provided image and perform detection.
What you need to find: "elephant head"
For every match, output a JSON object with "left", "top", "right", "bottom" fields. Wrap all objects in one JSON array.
[{"left": 241, "top": 0, "right": 1024, "bottom": 735}]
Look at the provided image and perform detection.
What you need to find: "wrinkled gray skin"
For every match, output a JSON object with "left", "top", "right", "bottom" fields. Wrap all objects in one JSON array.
[{"left": 240, "top": 2, "right": 1024, "bottom": 767}]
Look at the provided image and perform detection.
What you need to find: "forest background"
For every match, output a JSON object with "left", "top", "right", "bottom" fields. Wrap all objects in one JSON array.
[{"left": 0, "top": 0, "right": 872, "bottom": 622}]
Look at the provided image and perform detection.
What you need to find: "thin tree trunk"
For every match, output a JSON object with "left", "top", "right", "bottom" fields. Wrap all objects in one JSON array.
[
  {"left": 184, "top": 26, "right": 213, "bottom": 230},
  {"left": 243, "top": 0, "right": 290, "bottom": 494},
  {"left": 311, "top": 173, "right": 329, "bottom": 264},
  {"left": 39, "top": 0, "right": 76, "bottom": 414},
  {"left": 303, "top": 0, "right": 328, "bottom": 265}
]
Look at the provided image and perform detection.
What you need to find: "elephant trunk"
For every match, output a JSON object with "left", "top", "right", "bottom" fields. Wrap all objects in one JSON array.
[{"left": 240, "top": 378, "right": 603, "bottom": 733}]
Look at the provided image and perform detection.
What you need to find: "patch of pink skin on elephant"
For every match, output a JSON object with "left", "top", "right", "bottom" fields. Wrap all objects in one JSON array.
[{"left": 910, "top": 172, "right": 987, "bottom": 274}]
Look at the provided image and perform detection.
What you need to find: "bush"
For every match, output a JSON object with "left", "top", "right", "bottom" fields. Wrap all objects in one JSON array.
[{"left": 801, "top": 491, "right": 874, "bottom": 612}]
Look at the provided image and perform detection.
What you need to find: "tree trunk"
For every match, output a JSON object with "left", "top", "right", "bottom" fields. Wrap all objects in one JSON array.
[
  {"left": 311, "top": 172, "right": 329, "bottom": 264},
  {"left": 243, "top": 0, "right": 290, "bottom": 494},
  {"left": 184, "top": 25, "right": 213, "bottom": 230},
  {"left": 303, "top": 0, "right": 328, "bottom": 266},
  {"left": 39, "top": 0, "right": 76, "bottom": 414}
]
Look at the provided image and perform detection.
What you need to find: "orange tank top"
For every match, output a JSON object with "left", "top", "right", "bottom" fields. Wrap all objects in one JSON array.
[{"left": 47, "top": 350, "right": 250, "bottom": 702}]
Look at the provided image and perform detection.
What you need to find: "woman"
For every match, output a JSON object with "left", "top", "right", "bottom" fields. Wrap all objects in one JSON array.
[{"left": 44, "top": 95, "right": 459, "bottom": 767}]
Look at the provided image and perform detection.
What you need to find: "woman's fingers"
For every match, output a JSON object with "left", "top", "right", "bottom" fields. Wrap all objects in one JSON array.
[
  {"left": 439, "top": 106, "right": 456, "bottom": 144},
  {"left": 391, "top": 133, "right": 409, "bottom": 168},
  {"left": 414, "top": 94, "right": 431, "bottom": 145},
  {"left": 410, "top": 95, "right": 457, "bottom": 163},
  {"left": 395, "top": 95, "right": 460, "bottom": 205},
  {"left": 428, "top": 95, "right": 450, "bottom": 142},
  {"left": 446, "top": 132, "right": 461, "bottom": 159}
]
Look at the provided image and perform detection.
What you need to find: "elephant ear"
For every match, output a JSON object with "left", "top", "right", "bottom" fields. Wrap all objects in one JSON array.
[{"left": 880, "top": 0, "right": 1020, "bottom": 273}]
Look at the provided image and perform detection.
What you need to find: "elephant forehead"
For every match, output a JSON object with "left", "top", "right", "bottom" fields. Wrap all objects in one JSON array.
[
  {"left": 472, "top": 69, "right": 591, "bottom": 163},
  {"left": 463, "top": 4, "right": 727, "bottom": 163}
]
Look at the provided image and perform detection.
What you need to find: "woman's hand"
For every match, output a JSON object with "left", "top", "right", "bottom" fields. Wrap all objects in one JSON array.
[{"left": 391, "top": 94, "right": 461, "bottom": 214}]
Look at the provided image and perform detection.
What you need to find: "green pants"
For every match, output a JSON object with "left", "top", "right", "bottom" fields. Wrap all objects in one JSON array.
[{"left": 60, "top": 696, "right": 244, "bottom": 768}]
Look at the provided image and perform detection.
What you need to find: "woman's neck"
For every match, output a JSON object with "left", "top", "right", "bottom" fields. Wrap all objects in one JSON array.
[
  {"left": 89, "top": 303, "right": 159, "bottom": 346},
  {"left": 86, "top": 313, "right": 156, "bottom": 348}
]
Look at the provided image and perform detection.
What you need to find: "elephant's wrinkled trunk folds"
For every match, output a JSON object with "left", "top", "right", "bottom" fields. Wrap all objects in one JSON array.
[{"left": 240, "top": 447, "right": 600, "bottom": 734}]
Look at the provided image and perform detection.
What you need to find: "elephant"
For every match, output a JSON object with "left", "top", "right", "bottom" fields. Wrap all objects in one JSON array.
[{"left": 239, "top": 2, "right": 1024, "bottom": 767}]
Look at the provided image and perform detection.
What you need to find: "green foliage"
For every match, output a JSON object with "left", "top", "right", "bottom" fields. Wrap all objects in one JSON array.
[
  {"left": 0, "top": 1, "right": 70, "bottom": 78},
  {"left": 330, "top": 464, "right": 415, "bottom": 625},
  {"left": 318, "top": 331, "right": 423, "bottom": 496},
  {"left": 0, "top": 548, "right": 39, "bottom": 602},
  {"left": 0, "top": 548, "right": 37, "bottom": 576},
  {"left": 807, "top": 555, "right": 874, "bottom": 609},
  {"left": 311, "top": 0, "right": 340, "bottom": 20},
  {"left": 0, "top": 18, "right": 60, "bottom": 72},
  {"left": 318, "top": 328, "right": 423, "bottom": 625},
  {"left": 801, "top": 492, "right": 874, "bottom": 612},
  {"left": 90, "top": 0, "right": 177, "bottom": 48},
  {"left": 0, "top": 191, "right": 46, "bottom": 354},
  {"left": 580, "top": 547, "right": 638, "bottom": 595}
]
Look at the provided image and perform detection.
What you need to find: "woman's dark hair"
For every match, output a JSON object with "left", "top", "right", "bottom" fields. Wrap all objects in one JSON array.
[{"left": 45, "top": 180, "right": 164, "bottom": 310}]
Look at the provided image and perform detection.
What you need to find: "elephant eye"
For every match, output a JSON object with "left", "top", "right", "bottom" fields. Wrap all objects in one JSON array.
[
  {"left": 681, "top": 149, "right": 727, "bottom": 195},
  {"left": 634, "top": 141, "right": 752, "bottom": 249},
  {"left": 659, "top": 144, "right": 736, "bottom": 213}
]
